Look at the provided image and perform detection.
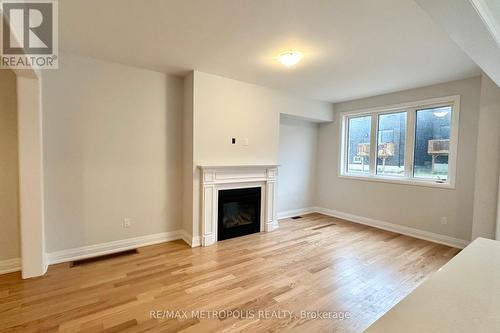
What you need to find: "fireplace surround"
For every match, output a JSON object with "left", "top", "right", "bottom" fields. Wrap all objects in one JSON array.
[{"left": 198, "top": 165, "right": 278, "bottom": 246}]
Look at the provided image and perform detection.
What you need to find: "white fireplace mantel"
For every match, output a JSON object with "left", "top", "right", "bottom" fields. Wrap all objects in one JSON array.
[{"left": 198, "top": 165, "right": 279, "bottom": 246}]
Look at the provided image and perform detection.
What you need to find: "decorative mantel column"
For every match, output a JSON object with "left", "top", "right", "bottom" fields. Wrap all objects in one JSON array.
[{"left": 198, "top": 165, "right": 279, "bottom": 246}]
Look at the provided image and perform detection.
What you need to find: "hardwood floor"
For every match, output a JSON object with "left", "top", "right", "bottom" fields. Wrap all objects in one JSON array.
[{"left": 0, "top": 213, "right": 459, "bottom": 333}]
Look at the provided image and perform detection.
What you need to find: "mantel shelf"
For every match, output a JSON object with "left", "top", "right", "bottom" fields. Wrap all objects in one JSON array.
[{"left": 198, "top": 164, "right": 279, "bottom": 169}]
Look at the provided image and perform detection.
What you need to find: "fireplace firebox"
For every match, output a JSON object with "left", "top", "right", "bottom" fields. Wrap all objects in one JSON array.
[{"left": 217, "top": 187, "right": 261, "bottom": 241}]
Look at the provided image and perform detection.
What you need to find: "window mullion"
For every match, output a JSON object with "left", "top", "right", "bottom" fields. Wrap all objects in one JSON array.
[
  {"left": 405, "top": 109, "right": 416, "bottom": 179},
  {"left": 369, "top": 114, "right": 378, "bottom": 175},
  {"left": 343, "top": 116, "right": 349, "bottom": 175}
]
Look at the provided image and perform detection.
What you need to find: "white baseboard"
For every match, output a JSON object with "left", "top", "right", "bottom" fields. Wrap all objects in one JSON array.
[
  {"left": 277, "top": 207, "right": 316, "bottom": 220},
  {"left": 41, "top": 206, "right": 469, "bottom": 267},
  {"left": 180, "top": 230, "right": 192, "bottom": 247},
  {"left": 47, "top": 230, "right": 184, "bottom": 265},
  {"left": 0, "top": 258, "right": 21, "bottom": 275},
  {"left": 191, "top": 236, "right": 201, "bottom": 247},
  {"left": 266, "top": 220, "right": 280, "bottom": 231},
  {"left": 314, "top": 207, "right": 470, "bottom": 249},
  {"left": 180, "top": 231, "right": 201, "bottom": 248}
]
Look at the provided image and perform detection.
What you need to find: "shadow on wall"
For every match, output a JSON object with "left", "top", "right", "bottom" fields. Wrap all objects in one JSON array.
[{"left": 0, "top": 69, "right": 21, "bottom": 263}]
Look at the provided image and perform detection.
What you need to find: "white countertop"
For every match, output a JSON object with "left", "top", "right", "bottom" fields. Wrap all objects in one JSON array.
[{"left": 365, "top": 237, "right": 500, "bottom": 333}]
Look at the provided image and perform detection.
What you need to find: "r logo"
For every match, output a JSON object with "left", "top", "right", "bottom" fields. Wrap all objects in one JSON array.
[{"left": 2, "top": 1, "right": 53, "bottom": 55}]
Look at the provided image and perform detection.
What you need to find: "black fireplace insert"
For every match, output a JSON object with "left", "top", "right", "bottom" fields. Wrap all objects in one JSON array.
[{"left": 218, "top": 187, "right": 261, "bottom": 241}]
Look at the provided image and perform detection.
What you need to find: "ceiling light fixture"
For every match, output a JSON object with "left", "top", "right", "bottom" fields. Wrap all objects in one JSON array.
[{"left": 277, "top": 51, "right": 302, "bottom": 67}]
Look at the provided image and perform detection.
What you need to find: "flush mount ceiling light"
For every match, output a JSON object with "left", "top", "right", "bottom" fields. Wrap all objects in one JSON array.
[{"left": 277, "top": 51, "right": 302, "bottom": 67}]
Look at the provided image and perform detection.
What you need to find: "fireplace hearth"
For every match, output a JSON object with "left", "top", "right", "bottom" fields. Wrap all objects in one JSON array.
[{"left": 218, "top": 187, "right": 261, "bottom": 241}]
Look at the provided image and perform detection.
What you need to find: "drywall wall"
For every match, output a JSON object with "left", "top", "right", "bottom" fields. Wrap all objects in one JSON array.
[
  {"left": 189, "top": 71, "right": 332, "bottom": 239},
  {"left": 277, "top": 115, "right": 318, "bottom": 215},
  {"left": 182, "top": 72, "right": 194, "bottom": 239},
  {"left": 17, "top": 75, "right": 46, "bottom": 278},
  {"left": 193, "top": 71, "right": 333, "bottom": 166},
  {"left": 0, "top": 70, "right": 20, "bottom": 261},
  {"left": 193, "top": 70, "right": 279, "bottom": 165},
  {"left": 41, "top": 53, "right": 184, "bottom": 252},
  {"left": 317, "top": 76, "right": 481, "bottom": 241},
  {"left": 472, "top": 74, "right": 500, "bottom": 240}
]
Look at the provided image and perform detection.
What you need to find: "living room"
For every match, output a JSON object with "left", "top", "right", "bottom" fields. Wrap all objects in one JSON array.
[{"left": 1, "top": 0, "right": 500, "bottom": 332}]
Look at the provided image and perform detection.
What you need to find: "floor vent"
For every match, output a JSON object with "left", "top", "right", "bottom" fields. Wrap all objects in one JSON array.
[
  {"left": 70, "top": 249, "right": 138, "bottom": 267},
  {"left": 291, "top": 216, "right": 303, "bottom": 220}
]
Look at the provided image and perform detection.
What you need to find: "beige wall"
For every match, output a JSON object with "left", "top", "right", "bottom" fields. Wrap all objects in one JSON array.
[
  {"left": 472, "top": 74, "right": 500, "bottom": 240},
  {"left": 278, "top": 115, "right": 318, "bottom": 214},
  {"left": 193, "top": 71, "right": 278, "bottom": 166},
  {"left": 182, "top": 73, "right": 194, "bottom": 237},
  {"left": 0, "top": 70, "right": 20, "bottom": 261},
  {"left": 42, "top": 53, "right": 184, "bottom": 252},
  {"left": 188, "top": 71, "right": 332, "bottom": 238},
  {"left": 317, "top": 77, "right": 481, "bottom": 241},
  {"left": 193, "top": 71, "right": 332, "bottom": 166}
]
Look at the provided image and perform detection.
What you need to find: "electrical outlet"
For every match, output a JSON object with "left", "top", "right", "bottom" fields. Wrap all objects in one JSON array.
[
  {"left": 243, "top": 138, "right": 249, "bottom": 146},
  {"left": 123, "top": 218, "right": 131, "bottom": 228},
  {"left": 440, "top": 217, "right": 448, "bottom": 225}
]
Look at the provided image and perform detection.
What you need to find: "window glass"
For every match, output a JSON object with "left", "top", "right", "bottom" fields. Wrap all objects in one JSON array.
[
  {"left": 413, "top": 106, "right": 452, "bottom": 181},
  {"left": 376, "top": 112, "right": 407, "bottom": 176},
  {"left": 347, "top": 116, "right": 371, "bottom": 174}
]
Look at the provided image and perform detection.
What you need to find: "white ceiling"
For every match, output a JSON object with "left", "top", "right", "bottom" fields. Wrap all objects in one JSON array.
[
  {"left": 416, "top": 0, "right": 500, "bottom": 87},
  {"left": 475, "top": 0, "right": 500, "bottom": 46},
  {"left": 59, "top": 0, "right": 480, "bottom": 102},
  {"left": 484, "top": 0, "right": 500, "bottom": 31}
]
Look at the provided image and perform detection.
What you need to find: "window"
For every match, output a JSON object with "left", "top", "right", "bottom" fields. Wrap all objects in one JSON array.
[
  {"left": 347, "top": 116, "right": 371, "bottom": 174},
  {"left": 414, "top": 106, "right": 451, "bottom": 182},
  {"left": 340, "top": 96, "right": 459, "bottom": 187},
  {"left": 377, "top": 112, "right": 406, "bottom": 177}
]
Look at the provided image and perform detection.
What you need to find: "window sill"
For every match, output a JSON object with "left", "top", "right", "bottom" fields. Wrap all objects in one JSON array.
[{"left": 338, "top": 173, "right": 455, "bottom": 189}]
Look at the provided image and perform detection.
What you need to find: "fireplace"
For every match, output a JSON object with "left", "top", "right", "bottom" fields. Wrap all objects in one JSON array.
[
  {"left": 198, "top": 165, "right": 278, "bottom": 246},
  {"left": 218, "top": 187, "right": 261, "bottom": 241}
]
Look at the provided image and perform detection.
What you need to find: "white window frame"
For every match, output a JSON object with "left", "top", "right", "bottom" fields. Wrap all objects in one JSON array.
[{"left": 339, "top": 95, "right": 460, "bottom": 189}]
